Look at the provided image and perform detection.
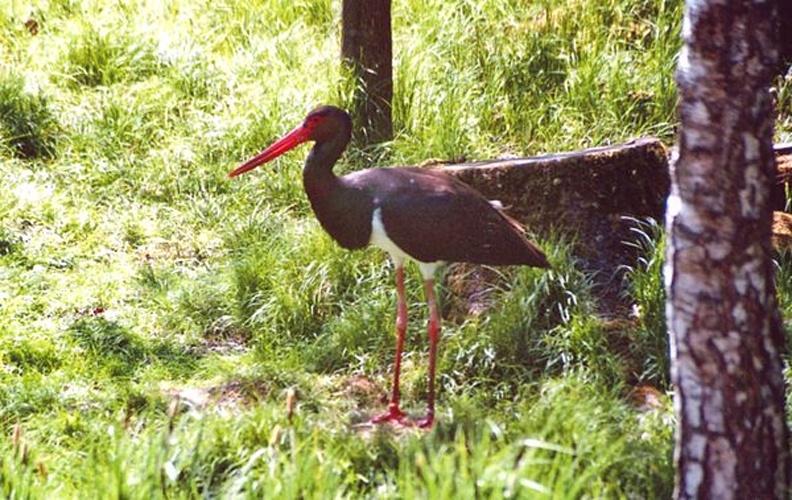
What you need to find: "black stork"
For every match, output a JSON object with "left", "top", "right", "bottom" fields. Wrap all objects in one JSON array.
[{"left": 230, "top": 105, "right": 549, "bottom": 428}]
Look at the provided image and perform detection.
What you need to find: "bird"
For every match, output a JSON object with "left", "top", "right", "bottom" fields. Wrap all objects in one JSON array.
[{"left": 229, "top": 105, "right": 550, "bottom": 428}]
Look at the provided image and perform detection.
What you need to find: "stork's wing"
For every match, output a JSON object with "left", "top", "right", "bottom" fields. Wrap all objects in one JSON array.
[{"left": 373, "top": 169, "right": 549, "bottom": 267}]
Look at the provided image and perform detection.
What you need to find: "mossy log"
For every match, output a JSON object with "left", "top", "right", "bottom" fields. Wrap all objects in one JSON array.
[{"left": 441, "top": 137, "right": 669, "bottom": 236}]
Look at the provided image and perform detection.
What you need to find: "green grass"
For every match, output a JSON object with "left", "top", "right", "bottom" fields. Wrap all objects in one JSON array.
[
  {"left": 3, "top": 373, "right": 674, "bottom": 498},
  {"left": 1, "top": 0, "right": 790, "bottom": 497},
  {"left": 0, "top": 73, "right": 60, "bottom": 159},
  {"left": 620, "top": 217, "right": 669, "bottom": 386}
]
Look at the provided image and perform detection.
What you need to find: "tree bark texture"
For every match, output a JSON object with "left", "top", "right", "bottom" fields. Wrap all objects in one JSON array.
[
  {"left": 667, "top": 1, "right": 789, "bottom": 498},
  {"left": 341, "top": 0, "right": 393, "bottom": 146},
  {"left": 777, "top": 0, "right": 792, "bottom": 72}
]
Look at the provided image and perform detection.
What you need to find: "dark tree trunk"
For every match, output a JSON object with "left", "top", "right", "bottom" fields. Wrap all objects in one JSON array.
[
  {"left": 778, "top": 0, "right": 792, "bottom": 72},
  {"left": 667, "top": 1, "right": 790, "bottom": 498},
  {"left": 341, "top": 0, "right": 393, "bottom": 146}
]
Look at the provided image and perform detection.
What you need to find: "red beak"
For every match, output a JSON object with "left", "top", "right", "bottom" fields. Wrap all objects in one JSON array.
[{"left": 228, "top": 123, "right": 312, "bottom": 178}]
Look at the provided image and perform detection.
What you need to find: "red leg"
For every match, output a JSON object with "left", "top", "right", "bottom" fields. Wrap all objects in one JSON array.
[
  {"left": 416, "top": 278, "right": 439, "bottom": 428},
  {"left": 371, "top": 265, "right": 410, "bottom": 425}
]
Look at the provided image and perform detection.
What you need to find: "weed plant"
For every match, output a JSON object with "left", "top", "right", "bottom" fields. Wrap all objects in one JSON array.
[{"left": 0, "top": 0, "right": 789, "bottom": 497}]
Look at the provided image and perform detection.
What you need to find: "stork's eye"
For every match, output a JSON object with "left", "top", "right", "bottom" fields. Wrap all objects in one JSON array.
[{"left": 304, "top": 116, "right": 321, "bottom": 129}]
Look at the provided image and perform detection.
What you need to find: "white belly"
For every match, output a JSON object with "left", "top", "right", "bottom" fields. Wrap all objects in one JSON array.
[{"left": 369, "top": 207, "right": 441, "bottom": 279}]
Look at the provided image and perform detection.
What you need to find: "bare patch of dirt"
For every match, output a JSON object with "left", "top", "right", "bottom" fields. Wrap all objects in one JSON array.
[
  {"left": 628, "top": 385, "right": 666, "bottom": 412},
  {"left": 339, "top": 374, "right": 388, "bottom": 410},
  {"left": 442, "top": 263, "right": 503, "bottom": 321},
  {"left": 164, "top": 378, "right": 274, "bottom": 415}
]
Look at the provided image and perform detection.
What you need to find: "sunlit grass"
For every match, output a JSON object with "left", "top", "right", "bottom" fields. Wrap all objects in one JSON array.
[{"left": 1, "top": 0, "right": 788, "bottom": 496}]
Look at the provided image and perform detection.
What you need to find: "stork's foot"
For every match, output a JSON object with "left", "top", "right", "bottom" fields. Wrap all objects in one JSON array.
[
  {"left": 370, "top": 404, "right": 410, "bottom": 426},
  {"left": 415, "top": 412, "right": 434, "bottom": 429},
  {"left": 370, "top": 405, "right": 435, "bottom": 429}
]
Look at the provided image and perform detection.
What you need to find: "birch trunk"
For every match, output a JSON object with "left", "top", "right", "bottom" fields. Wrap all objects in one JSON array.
[{"left": 667, "top": 0, "right": 790, "bottom": 497}]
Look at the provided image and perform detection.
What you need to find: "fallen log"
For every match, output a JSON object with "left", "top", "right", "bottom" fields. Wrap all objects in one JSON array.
[{"left": 443, "top": 137, "right": 668, "bottom": 234}]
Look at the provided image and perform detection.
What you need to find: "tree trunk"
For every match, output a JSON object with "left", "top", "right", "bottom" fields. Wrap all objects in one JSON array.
[
  {"left": 667, "top": 1, "right": 790, "bottom": 498},
  {"left": 777, "top": 0, "right": 792, "bottom": 72},
  {"left": 341, "top": 0, "right": 393, "bottom": 146}
]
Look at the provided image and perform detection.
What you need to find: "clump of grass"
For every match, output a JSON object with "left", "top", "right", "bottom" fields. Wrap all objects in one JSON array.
[
  {"left": 775, "top": 71, "right": 792, "bottom": 143},
  {"left": 440, "top": 239, "right": 607, "bottom": 401},
  {"left": 64, "top": 24, "right": 162, "bottom": 87},
  {"left": 775, "top": 254, "right": 792, "bottom": 352},
  {"left": 68, "top": 316, "right": 148, "bottom": 376},
  {"left": 389, "top": 0, "right": 681, "bottom": 164},
  {"left": 85, "top": 84, "right": 182, "bottom": 160},
  {"left": 0, "top": 74, "right": 60, "bottom": 159},
  {"left": 509, "top": 374, "right": 674, "bottom": 497},
  {"left": 1, "top": 425, "right": 45, "bottom": 499},
  {"left": 1, "top": 338, "right": 62, "bottom": 376},
  {"left": 621, "top": 217, "right": 669, "bottom": 386},
  {"left": 230, "top": 215, "right": 390, "bottom": 355},
  {"left": 168, "top": 49, "right": 224, "bottom": 101}
]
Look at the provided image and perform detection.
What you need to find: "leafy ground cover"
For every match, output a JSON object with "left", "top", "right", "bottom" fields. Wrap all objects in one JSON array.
[{"left": 1, "top": 0, "right": 790, "bottom": 497}]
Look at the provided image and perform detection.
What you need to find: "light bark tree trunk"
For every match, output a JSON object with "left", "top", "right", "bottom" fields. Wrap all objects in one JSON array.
[{"left": 666, "top": 0, "right": 790, "bottom": 498}]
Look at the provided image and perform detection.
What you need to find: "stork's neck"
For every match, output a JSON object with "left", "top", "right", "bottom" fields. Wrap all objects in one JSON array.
[{"left": 303, "top": 129, "right": 350, "bottom": 197}]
